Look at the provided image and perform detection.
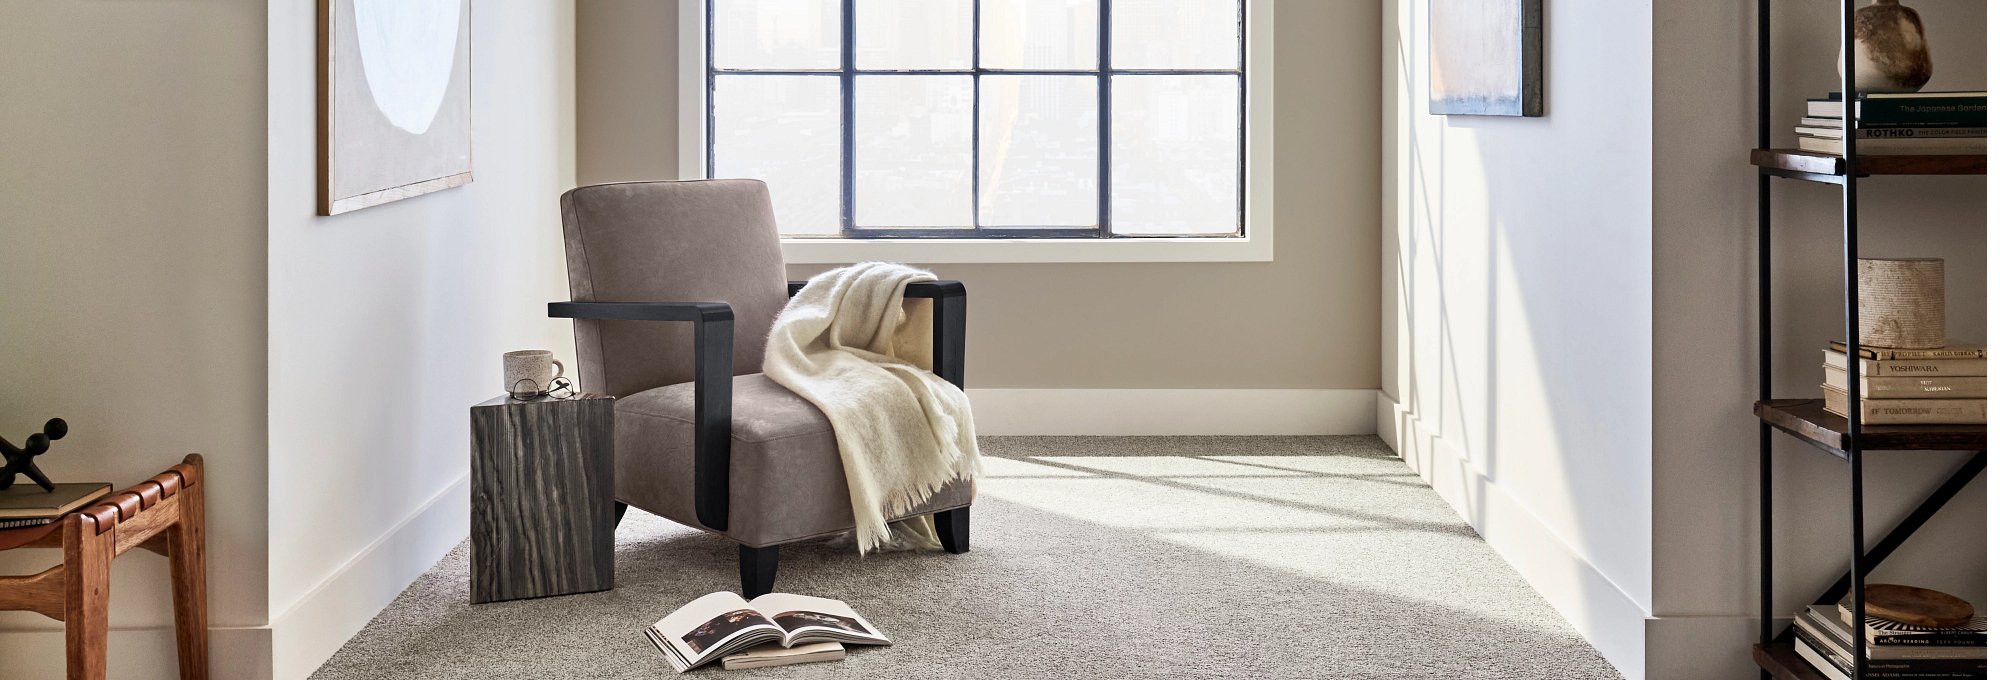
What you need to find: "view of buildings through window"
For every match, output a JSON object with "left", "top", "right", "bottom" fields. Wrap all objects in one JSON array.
[{"left": 706, "top": 0, "right": 1245, "bottom": 238}]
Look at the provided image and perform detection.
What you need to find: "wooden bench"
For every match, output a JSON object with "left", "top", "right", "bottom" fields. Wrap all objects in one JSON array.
[{"left": 0, "top": 454, "right": 208, "bottom": 679}]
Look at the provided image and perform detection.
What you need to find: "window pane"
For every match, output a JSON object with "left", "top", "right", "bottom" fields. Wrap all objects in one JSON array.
[
  {"left": 979, "top": 76, "right": 1098, "bottom": 227},
  {"left": 1111, "top": 0, "right": 1239, "bottom": 70},
  {"left": 1111, "top": 75, "right": 1239, "bottom": 235},
  {"left": 856, "top": 76, "right": 974, "bottom": 228},
  {"left": 979, "top": 0, "right": 1099, "bottom": 70},
  {"left": 712, "top": 75, "right": 841, "bottom": 235},
  {"left": 712, "top": 0, "right": 840, "bottom": 70},
  {"left": 857, "top": 0, "right": 973, "bottom": 70}
]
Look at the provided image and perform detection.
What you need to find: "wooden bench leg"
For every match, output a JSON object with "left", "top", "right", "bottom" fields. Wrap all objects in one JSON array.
[
  {"left": 169, "top": 467, "right": 208, "bottom": 679},
  {"left": 64, "top": 514, "right": 113, "bottom": 680}
]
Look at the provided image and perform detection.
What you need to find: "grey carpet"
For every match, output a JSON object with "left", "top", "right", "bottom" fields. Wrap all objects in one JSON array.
[{"left": 311, "top": 436, "right": 1621, "bottom": 679}]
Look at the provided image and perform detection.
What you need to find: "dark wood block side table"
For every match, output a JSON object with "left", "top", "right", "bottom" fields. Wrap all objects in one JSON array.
[{"left": 470, "top": 394, "right": 615, "bottom": 604}]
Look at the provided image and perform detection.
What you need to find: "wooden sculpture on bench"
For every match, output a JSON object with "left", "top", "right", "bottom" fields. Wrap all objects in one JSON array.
[{"left": 0, "top": 454, "right": 208, "bottom": 680}]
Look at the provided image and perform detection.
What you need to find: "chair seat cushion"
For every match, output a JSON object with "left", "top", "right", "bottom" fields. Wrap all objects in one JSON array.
[{"left": 614, "top": 373, "right": 971, "bottom": 547}]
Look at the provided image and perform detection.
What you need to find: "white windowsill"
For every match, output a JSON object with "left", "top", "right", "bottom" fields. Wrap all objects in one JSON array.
[{"left": 780, "top": 235, "right": 1272, "bottom": 264}]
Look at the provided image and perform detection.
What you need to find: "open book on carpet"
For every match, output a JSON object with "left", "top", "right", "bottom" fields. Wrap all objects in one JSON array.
[{"left": 644, "top": 592, "right": 889, "bottom": 672}]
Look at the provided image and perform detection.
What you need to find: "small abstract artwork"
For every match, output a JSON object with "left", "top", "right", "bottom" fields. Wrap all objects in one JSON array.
[
  {"left": 1428, "top": 0, "right": 1543, "bottom": 117},
  {"left": 320, "top": 0, "right": 473, "bottom": 215}
]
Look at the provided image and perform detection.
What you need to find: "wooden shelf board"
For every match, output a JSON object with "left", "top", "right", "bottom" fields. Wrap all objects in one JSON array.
[
  {"left": 1755, "top": 399, "right": 1986, "bottom": 453},
  {"left": 1750, "top": 148, "right": 1986, "bottom": 180},
  {"left": 1752, "top": 642, "right": 1832, "bottom": 680}
]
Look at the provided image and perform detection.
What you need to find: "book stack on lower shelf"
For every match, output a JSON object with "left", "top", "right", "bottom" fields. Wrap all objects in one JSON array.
[
  {"left": 1799, "top": 91, "right": 1986, "bottom": 155},
  {"left": 1792, "top": 604, "right": 1985, "bottom": 680},
  {"left": 1823, "top": 342, "right": 1987, "bottom": 425}
]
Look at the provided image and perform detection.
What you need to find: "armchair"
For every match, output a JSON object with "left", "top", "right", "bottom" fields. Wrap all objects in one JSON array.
[{"left": 550, "top": 180, "right": 972, "bottom": 597}]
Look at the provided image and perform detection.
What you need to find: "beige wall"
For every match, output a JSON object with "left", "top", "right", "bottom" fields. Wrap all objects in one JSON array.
[
  {"left": 0, "top": 0, "right": 271, "bottom": 676},
  {"left": 1650, "top": 1, "right": 1986, "bottom": 677},
  {"left": 577, "top": 0, "right": 1381, "bottom": 389}
]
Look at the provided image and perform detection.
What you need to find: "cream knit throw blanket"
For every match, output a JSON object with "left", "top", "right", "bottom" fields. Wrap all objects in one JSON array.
[{"left": 764, "top": 262, "right": 981, "bottom": 554}]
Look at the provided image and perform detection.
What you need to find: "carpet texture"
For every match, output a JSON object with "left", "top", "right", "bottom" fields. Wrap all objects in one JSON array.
[{"left": 311, "top": 436, "right": 1621, "bottom": 679}]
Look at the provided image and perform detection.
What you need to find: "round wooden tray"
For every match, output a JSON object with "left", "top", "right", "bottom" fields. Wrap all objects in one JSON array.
[{"left": 1852, "top": 584, "right": 1975, "bottom": 628}]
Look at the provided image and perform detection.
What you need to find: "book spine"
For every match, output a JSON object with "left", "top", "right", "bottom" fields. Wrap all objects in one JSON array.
[
  {"left": 1830, "top": 343, "right": 1988, "bottom": 361},
  {"left": 1854, "top": 127, "right": 1987, "bottom": 139},
  {"left": 1872, "top": 635, "right": 1990, "bottom": 647},
  {"left": 1824, "top": 351, "right": 1989, "bottom": 377},
  {"left": 1823, "top": 368, "right": 1987, "bottom": 399},
  {"left": 1854, "top": 138, "right": 1987, "bottom": 153},
  {"left": 1857, "top": 99, "right": 1988, "bottom": 127},
  {"left": 1823, "top": 387, "right": 1988, "bottom": 425}
]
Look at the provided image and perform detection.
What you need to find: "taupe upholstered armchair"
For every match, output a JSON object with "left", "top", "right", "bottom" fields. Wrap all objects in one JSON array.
[{"left": 549, "top": 179, "right": 972, "bottom": 597}]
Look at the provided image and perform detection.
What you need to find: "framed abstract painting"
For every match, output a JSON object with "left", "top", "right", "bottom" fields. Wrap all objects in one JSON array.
[
  {"left": 1428, "top": 0, "right": 1544, "bottom": 117},
  {"left": 319, "top": 0, "right": 473, "bottom": 215}
]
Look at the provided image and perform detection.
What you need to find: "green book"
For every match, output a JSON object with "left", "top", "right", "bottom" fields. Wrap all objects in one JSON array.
[{"left": 1807, "top": 92, "right": 1987, "bottom": 128}]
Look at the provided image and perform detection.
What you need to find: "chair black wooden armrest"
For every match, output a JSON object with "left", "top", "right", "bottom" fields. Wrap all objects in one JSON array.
[
  {"left": 548, "top": 301, "right": 735, "bottom": 531},
  {"left": 786, "top": 280, "right": 967, "bottom": 388}
]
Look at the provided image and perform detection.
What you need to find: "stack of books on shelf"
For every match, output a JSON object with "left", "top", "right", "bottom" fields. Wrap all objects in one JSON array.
[
  {"left": 1792, "top": 603, "right": 1985, "bottom": 680},
  {"left": 1797, "top": 91, "right": 1986, "bottom": 155},
  {"left": 1823, "top": 342, "right": 1986, "bottom": 425}
]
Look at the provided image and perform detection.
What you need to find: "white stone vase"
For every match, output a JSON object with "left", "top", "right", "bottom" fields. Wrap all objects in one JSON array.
[
  {"left": 1841, "top": 0, "right": 1932, "bottom": 94},
  {"left": 1858, "top": 258, "right": 1946, "bottom": 349}
]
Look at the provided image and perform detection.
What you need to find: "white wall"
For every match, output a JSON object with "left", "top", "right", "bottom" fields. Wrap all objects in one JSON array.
[
  {"left": 264, "top": 1, "right": 576, "bottom": 678},
  {"left": 1380, "top": 0, "right": 1655, "bottom": 676},
  {"left": 0, "top": 1, "right": 272, "bottom": 677},
  {"left": 1651, "top": 2, "right": 1987, "bottom": 677}
]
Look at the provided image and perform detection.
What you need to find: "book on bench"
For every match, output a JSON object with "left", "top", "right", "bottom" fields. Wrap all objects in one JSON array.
[
  {"left": 0, "top": 483, "right": 112, "bottom": 529},
  {"left": 644, "top": 591, "right": 889, "bottom": 672}
]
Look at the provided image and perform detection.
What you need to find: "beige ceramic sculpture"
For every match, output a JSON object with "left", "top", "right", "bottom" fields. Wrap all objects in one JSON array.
[{"left": 1843, "top": 0, "right": 1932, "bottom": 93}]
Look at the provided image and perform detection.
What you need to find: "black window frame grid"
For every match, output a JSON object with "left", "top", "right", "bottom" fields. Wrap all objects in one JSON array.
[{"left": 705, "top": 0, "right": 1247, "bottom": 240}]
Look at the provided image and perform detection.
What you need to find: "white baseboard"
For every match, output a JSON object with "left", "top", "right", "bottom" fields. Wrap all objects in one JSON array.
[
  {"left": 270, "top": 474, "right": 471, "bottom": 680},
  {"left": 1378, "top": 391, "right": 1648, "bottom": 679},
  {"left": 969, "top": 388, "right": 1377, "bottom": 436}
]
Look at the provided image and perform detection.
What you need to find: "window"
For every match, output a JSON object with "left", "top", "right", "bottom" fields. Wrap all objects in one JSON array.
[{"left": 697, "top": 0, "right": 1254, "bottom": 249}]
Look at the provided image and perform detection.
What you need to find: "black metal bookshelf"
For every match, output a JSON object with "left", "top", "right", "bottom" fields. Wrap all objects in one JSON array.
[{"left": 1750, "top": 1, "right": 1987, "bottom": 678}]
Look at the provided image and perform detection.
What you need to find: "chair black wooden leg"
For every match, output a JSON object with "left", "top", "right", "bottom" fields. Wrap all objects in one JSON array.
[
  {"left": 613, "top": 501, "right": 628, "bottom": 527},
  {"left": 739, "top": 545, "right": 780, "bottom": 598},
  {"left": 935, "top": 507, "right": 970, "bottom": 554}
]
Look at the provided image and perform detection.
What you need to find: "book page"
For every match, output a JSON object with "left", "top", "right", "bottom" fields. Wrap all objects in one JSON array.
[
  {"left": 720, "top": 641, "right": 845, "bottom": 671},
  {"left": 647, "top": 592, "right": 781, "bottom": 671},
  {"left": 747, "top": 593, "right": 890, "bottom": 646}
]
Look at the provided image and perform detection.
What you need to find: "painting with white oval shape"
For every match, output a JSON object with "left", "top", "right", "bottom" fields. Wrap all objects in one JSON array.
[
  {"left": 1428, "top": 0, "right": 1543, "bottom": 117},
  {"left": 321, "top": 0, "right": 472, "bottom": 215}
]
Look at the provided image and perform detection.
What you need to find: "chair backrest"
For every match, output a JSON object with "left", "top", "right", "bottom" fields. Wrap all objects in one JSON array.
[{"left": 559, "top": 180, "right": 789, "bottom": 398}]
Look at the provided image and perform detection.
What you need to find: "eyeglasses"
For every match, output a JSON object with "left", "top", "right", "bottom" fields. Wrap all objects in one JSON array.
[{"left": 509, "top": 376, "right": 578, "bottom": 402}]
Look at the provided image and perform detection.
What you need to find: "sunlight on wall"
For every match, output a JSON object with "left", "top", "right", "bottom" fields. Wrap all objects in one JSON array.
[{"left": 1379, "top": 0, "right": 1654, "bottom": 674}]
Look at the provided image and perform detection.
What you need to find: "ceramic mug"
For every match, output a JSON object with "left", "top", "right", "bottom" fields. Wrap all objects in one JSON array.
[{"left": 503, "top": 350, "right": 565, "bottom": 398}]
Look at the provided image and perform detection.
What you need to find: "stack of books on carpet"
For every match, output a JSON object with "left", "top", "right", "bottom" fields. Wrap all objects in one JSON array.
[
  {"left": 1792, "top": 603, "right": 1986, "bottom": 679},
  {"left": 1797, "top": 91, "right": 1986, "bottom": 155},
  {"left": 1823, "top": 341, "right": 1986, "bottom": 425}
]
